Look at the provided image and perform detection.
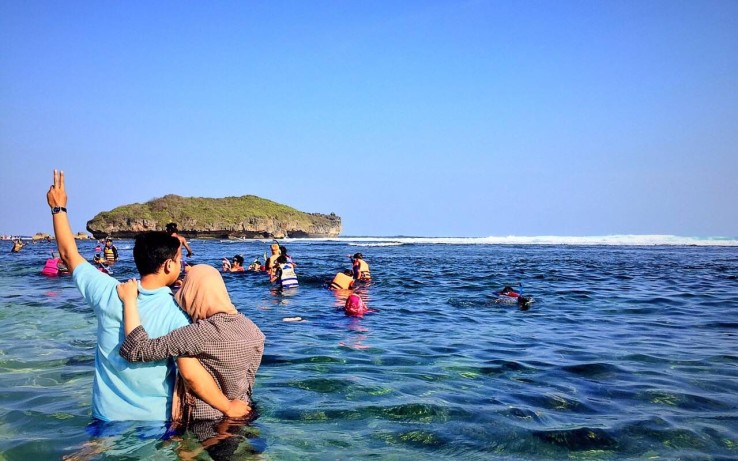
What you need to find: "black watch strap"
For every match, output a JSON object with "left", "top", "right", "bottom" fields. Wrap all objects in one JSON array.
[{"left": 51, "top": 207, "right": 67, "bottom": 215}]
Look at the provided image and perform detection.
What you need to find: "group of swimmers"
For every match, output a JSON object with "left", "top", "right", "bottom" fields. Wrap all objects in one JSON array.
[
  {"left": 221, "top": 242, "right": 298, "bottom": 291},
  {"left": 221, "top": 243, "right": 373, "bottom": 316}
]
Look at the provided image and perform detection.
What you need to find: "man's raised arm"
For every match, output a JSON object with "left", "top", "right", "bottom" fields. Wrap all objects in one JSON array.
[{"left": 47, "top": 169, "right": 86, "bottom": 272}]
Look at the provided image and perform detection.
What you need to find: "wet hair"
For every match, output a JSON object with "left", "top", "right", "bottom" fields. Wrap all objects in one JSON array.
[
  {"left": 133, "top": 231, "right": 181, "bottom": 276},
  {"left": 342, "top": 269, "right": 353, "bottom": 276},
  {"left": 276, "top": 254, "right": 288, "bottom": 264},
  {"left": 165, "top": 222, "right": 178, "bottom": 234},
  {"left": 279, "top": 245, "right": 288, "bottom": 256},
  {"left": 233, "top": 255, "right": 244, "bottom": 265},
  {"left": 353, "top": 253, "right": 363, "bottom": 260}
]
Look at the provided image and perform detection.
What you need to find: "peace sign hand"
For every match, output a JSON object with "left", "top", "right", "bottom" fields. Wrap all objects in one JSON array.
[{"left": 47, "top": 169, "right": 68, "bottom": 208}]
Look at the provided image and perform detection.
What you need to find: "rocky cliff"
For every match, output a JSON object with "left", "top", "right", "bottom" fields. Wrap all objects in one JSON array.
[{"left": 86, "top": 194, "right": 342, "bottom": 239}]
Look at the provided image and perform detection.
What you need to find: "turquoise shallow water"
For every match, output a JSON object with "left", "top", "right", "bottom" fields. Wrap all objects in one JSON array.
[{"left": 1, "top": 238, "right": 737, "bottom": 460}]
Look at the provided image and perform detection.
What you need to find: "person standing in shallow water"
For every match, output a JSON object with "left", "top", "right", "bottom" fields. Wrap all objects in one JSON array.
[
  {"left": 45, "top": 169, "right": 249, "bottom": 422},
  {"left": 103, "top": 238, "right": 118, "bottom": 263},
  {"left": 166, "top": 222, "right": 193, "bottom": 258},
  {"left": 118, "top": 264, "right": 265, "bottom": 423},
  {"left": 270, "top": 254, "right": 299, "bottom": 289},
  {"left": 265, "top": 243, "right": 280, "bottom": 273},
  {"left": 351, "top": 253, "right": 371, "bottom": 281}
]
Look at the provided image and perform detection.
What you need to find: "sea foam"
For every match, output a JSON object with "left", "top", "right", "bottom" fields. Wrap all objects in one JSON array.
[{"left": 272, "top": 235, "right": 738, "bottom": 247}]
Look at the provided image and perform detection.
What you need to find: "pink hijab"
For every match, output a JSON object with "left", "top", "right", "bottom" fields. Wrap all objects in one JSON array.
[{"left": 174, "top": 264, "right": 237, "bottom": 321}]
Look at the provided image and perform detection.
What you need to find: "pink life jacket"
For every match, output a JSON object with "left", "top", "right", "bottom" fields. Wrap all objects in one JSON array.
[
  {"left": 41, "top": 258, "right": 61, "bottom": 276},
  {"left": 344, "top": 294, "right": 369, "bottom": 317}
]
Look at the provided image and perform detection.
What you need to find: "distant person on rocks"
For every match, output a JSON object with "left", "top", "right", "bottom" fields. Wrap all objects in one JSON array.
[
  {"left": 45, "top": 169, "right": 249, "bottom": 422},
  {"left": 351, "top": 253, "right": 371, "bottom": 281},
  {"left": 166, "top": 222, "right": 193, "bottom": 258}
]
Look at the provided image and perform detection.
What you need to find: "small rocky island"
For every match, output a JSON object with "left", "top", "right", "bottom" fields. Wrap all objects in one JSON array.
[{"left": 86, "top": 194, "right": 342, "bottom": 239}]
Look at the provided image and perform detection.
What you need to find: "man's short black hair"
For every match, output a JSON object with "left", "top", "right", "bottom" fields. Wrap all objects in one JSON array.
[
  {"left": 133, "top": 231, "right": 180, "bottom": 276},
  {"left": 165, "top": 222, "right": 177, "bottom": 234}
]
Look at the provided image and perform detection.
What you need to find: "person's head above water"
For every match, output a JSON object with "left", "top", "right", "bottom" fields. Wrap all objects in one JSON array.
[
  {"left": 344, "top": 293, "right": 368, "bottom": 317},
  {"left": 352, "top": 253, "right": 363, "bottom": 260},
  {"left": 233, "top": 255, "right": 244, "bottom": 266},
  {"left": 270, "top": 243, "right": 280, "bottom": 254},
  {"left": 165, "top": 222, "right": 178, "bottom": 235},
  {"left": 175, "top": 264, "right": 237, "bottom": 321}
]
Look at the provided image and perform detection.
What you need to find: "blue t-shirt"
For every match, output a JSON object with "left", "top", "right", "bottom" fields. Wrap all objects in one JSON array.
[{"left": 73, "top": 262, "right": 190, "bottom": 421}]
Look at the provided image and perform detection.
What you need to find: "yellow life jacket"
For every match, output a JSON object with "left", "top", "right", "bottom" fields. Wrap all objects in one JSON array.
[
  {"left": 330, "top": 272, "right": 353, "bottom": 290},
  {"left": 103, "top": 247, "right": 116, "bottom": 263},
  {"left": 356, "top": 260, "right": 371, "bottom": 280}
]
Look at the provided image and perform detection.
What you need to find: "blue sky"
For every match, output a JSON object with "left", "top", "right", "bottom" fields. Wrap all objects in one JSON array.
[{"left": 1, "top": 1, "right": 736, "bottom": 237}]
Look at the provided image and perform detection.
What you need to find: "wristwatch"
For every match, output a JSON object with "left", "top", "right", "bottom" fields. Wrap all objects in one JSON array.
[{"left": 51, "top": 207, "right": 67, "bottom": 215}]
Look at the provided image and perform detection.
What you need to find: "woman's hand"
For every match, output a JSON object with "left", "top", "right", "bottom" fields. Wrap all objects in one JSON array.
[
  {"left": 224, "top": 399, "right": 251, "bottom": 419},
  {"left": 117, "top": 279, "right": 139, "bottom": 304}
]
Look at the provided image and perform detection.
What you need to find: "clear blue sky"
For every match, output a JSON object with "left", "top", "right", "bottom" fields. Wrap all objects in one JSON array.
[{"left": 2, "top": 1, "right": 736, "bottom": 237}]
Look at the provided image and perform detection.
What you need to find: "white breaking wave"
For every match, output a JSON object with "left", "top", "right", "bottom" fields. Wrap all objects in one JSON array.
[{"left": 284, "top": 235, "right": 738, "bottom": 246}]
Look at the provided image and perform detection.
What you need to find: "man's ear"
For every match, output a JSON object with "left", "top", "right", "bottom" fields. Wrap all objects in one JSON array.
[{"left": 163, "top": 259, "right": 173, "bottom": 274}]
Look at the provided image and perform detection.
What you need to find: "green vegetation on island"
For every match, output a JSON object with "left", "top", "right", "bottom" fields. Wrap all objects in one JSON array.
[{"left": 86, "top": 194, "right": 342, "bottom": 239}]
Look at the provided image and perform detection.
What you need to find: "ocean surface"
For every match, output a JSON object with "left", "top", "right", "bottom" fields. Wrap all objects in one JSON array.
[{"left": 1, "top": 236, "right": 737, "bottom": 460}]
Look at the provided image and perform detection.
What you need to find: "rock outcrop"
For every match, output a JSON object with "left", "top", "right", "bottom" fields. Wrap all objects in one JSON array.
[{"left": 86, "top": 194, "right": 342, "bottom": 239}]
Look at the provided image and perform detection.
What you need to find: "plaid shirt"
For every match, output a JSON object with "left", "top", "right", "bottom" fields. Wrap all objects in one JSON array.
[{"left": 120, "top": 312, "right": 265, "bottom": 420}]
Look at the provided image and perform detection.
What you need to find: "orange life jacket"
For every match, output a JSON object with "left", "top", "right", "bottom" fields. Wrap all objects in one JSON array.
[
  {"left": 355, "top": 259, "right": 371, "bottom": 280},
  {"left": 330, "top": 272, "right": 354, "bottom": 290}
]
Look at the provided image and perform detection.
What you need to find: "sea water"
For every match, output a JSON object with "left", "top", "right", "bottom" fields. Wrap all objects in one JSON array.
[{"left": 1, "top": 237, "right": 737, "bottom": 460}]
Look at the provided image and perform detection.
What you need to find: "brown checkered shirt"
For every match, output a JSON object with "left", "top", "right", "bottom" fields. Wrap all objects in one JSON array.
[{"left": 120, "top": 312, "right": 265, "bottom": 420}]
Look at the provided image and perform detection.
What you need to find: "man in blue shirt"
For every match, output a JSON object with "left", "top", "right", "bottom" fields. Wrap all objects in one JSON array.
[{"left": 47, "top": 169, "right": 249, "bottom": 421}]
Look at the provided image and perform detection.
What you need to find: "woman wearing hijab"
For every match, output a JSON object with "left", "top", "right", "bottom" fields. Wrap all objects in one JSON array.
[{"left": 117, "top": 264, "right": 265, "bottom": 423}]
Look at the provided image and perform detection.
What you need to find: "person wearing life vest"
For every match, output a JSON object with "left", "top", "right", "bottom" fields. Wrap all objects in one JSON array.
[
  {"left": 92, "top": 253, "right": 111, "bottom": 274},
  {"left": 270, "top": 254, "right": 298, "bottom": 289},
  {"left": 41, "top": 251, "right": 68, "bottom": 276},
  {"left": 330, "top": 270, "right": 355, "bottom": 290},
  {"left": 279, "top": 245, "right": 296, "bottom": 267},
  {"left": 344, "top": 293, "right": 370, "bottom": 317},
  {"left": 351, "top": 253, "right": 371, "bottom": 281},
  {"left": 103, "top": 238, "right": 119, "bottom": 264}
]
